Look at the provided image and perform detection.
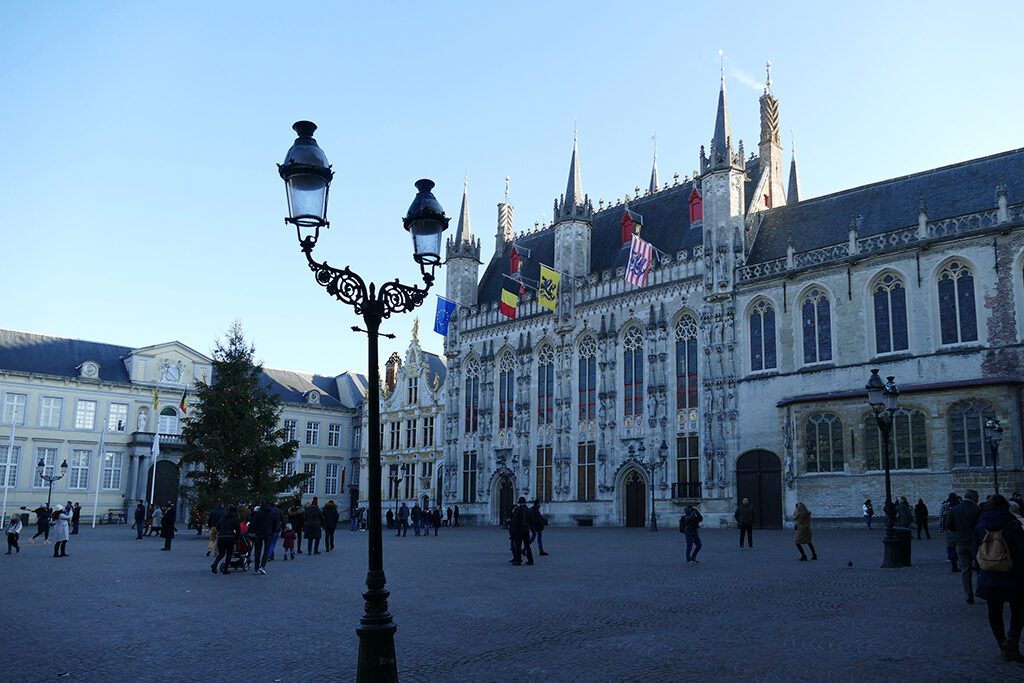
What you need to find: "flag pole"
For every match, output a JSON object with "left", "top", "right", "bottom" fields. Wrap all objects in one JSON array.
[
  {"left": 1, "top": 418, "right": 14, "bottom": 525},
  {"left": 149, "top": 389, "right": 159, "bottom": 506},
  {"left": 92, "top": 420, "right": 107, "bottom": 528}
]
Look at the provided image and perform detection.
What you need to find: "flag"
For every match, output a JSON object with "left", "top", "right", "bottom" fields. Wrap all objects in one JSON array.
[
  {"left": 621, "top": 207, "right": 644, "bottom": 237},
  {"left": 179, "top": 390, "right": 188, "bottom": 415},
  {"left": 152, "top": 387, "right": 159, "bottom": 410},
  {"left": 149, "top": 430, "right": 160, "bottom": 504},
  {"left": 500, "top": 275, "right": 520, "bottom": 319},
  {"left": 433, "top": 296, "right": 457, "bottom": 336},
  {"left": 510, "top": 245, "right": 522, "bottom": 275},
  {"left": 538, "top": 265, "right": 560, "bottom": 312},
  {"left": 625, "top": 234, "right": 654, "bottom": 287}
]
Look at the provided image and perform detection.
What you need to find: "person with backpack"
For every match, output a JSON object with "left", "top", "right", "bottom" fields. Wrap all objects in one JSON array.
[
  {"left": 679, "top": 505, "right": 703, "bottom": 565},
  {"left": 972, "top": 494, "right": 1024, "bottom": 662},
  {"left": 948, "top": 489, "right": 981, "bottom": 604}
]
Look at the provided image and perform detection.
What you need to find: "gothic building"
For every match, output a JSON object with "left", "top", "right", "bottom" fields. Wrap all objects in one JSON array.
[{"left": 439, "top": 73, "right": 1024, "bottom": 527}]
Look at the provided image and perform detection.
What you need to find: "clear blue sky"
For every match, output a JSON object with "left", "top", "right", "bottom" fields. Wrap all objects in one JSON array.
[{"left": 2, "top": 1, "right": 1021, "bottom": 376}]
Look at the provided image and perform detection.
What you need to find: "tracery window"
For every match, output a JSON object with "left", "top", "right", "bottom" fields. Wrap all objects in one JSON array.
[
  {"left": 948, "top": 399, "right": 996, "bottom": 467},
  {"left": 873, "top": 273, "right": 909, "bottom": 354},
  {"left": 749, "top": 299, "right": 777, "bottom": 371},
  {"left": 937, "top": 261, "right": 978, "bottom": 344},
  {"left": 864, "top": 409, "right": 928, "bottom": 470},
  {"left": 801, "top": 288, "right": 832, "bottom": 364},
  {"left": 578, "top": 336, "right": 597, "bottom": 421},
  {"left": 623, "top": 326, "right": 644, "bottom": 417},
  {"left": 804, "top": 413, "right": 844, "bottom": 473},
  {"left": 464, "top": 358, "right": 480, "bottom": 434},
  {"left": 675, "top": 314, "right": 699, "bottom": 411},
  {"left": 498, "top": 353, "right": 515, "bottom": 430},
  {"left": 536, "top": 445, "right": 553, "bottom": 502},
  {"left": 577, "top": 442, "right": 596, "bottom": 501},
  {"left": 537, "top": 345, "right": 554, "bottom": 425}
]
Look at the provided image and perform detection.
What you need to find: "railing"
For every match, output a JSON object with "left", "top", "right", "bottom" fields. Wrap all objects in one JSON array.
[{"left": 671, "top": 482, "right": 702, "bottom": 499}]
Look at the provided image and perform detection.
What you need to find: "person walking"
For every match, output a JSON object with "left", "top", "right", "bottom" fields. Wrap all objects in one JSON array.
[
  {"left": 304, "top": 497, "right": 323, "bottom": 555},
  {"left": 529, "top": 500, "right": 549, "bottom": 555},
  {"left": 249, "top": 501, "right": 276, "bottom": 575},
  {"left": 411, "top": 503, "right": 422, "bottom": 537},
  {"left": 5, "top": 513, "right": 22, "bottom": 554},
  {"left": 210, "top": 506, "right": 241, "bottom": 574},
  {"left": 453, "top": 504, "right": 460, "bottom": 527},
  {"left": 322, "top": 500, "right": 339, "bottom": 552},
  {"left": 510, "top": 497, "right": 534, "bottom": 566},
  {"left": 71, "top": 503, "right": 81, "bottom": 535},
  {"left": 50, "top": 507, "right": 71, "bottom": 558},
  {"left": 940, "top": 492, "right": 961, "bottom": 570},
  {"left": 863, "top": 499, "right": 874, "bottom": 530},
  {"left": 132, "top": 500, "right": 146, "bottom": 540},
  {"left": 287, "top": 501, "right": 305, "bottom": 554},
  {"left": 680, "top": 505, "right": 703, "bottom": 565},
  {"left": 206, "top": 502, "right": 226, "bottom": 556},
  {"left": 794, "top": 502, "right": 817, "bottom": 561},
  {"left": 149, "top": 504, "right": 163, "bottom": 538},
  {"left": 734, "top": 497, "right": 755, "bottom": 549},
  {"left": 947, "top": 489, "right": 981, "bottom": 604},
  {"left": 431, "top": 505, "right": 442, "bottom": 537},
  {"left": 160, "top": 503, "right": 176, "bottom": 551},
  {"left": 896, "top": 497, "right": 914, "bottom": 529},
  {"left": 972, "top": 494, "right": 1024, "bottom": 662},
  {"left": 282, "top": 523, "right": 297, "bottom": 560},
  {"left": 350, "top": 506, "right": 359, "bottom": 532},
  {"left": 396, "top": 502, "right": 409, "bottom": 537},
  {"left": 445, "top": 506, "right": 453, "bottom": 528},
  {"left": 25, "top": 504, "right": 50, "bottom": 544},
  {"left": 914, "top": 499, "right": 931, "bottom": 540},
  {"left": 385, "top": 509, "right": 394, "bottom": 530}
]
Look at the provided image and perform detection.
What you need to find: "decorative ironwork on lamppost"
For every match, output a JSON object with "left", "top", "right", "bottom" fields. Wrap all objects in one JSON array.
[
  {"left": 985, "top": 418, "right": 1004, "bottom": 495},
  {"left": 646, "top": 441, "right": 668, "bottom": 532},
  {"left": 865, "top": 369, "right": 910, "bottom": 568},
  {"left": 278, "top": 120, "right": 449, "bottom": 683},
  {"left": 37, "top": 457, "right": 68, "bottom": 509}
]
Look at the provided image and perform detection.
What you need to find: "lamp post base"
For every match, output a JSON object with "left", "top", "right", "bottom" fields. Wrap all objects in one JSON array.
[
  {"left": 649, "top": 513, "right": 658, "bottom": 532},
  {"left": 881, "top": 528, "right": 912, "bottom": 568},
  {"left": 355, "top": 584, "right": 398, "bottom": 683}
]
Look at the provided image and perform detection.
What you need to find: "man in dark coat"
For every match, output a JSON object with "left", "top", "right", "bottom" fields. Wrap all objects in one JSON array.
[
  {"left": 734, "top": 498, "right": 755, "bottom": 549},
  {"left": 947, "top": 489, "right": 981, "bottom": 603},
  {"left": 322, "top": 500, "right": 340, "bottom": 552},
  {"left": 431, "top": 505, "right": 441, "bottom": 536},
  {"left": 680, "top": 505, "right": 704, "bottom": 564},
  {"left": 133, "top": 500, "right": 146, "bottom": 540},
  {"left": 411, "top": 503, "right": 422, "bottom": 537},
  {"left": 510, "top": 497, "right": 534, "bottom": 566},
  {"left": 445, "top": 506, "right": 453, "bottom": 527},
  {"left": 25, "top": 504, "right": 50, "bottom": 543},
  {"left": 453, "top": 504, "right": 460, "bottom": 527},
  {"left": 529, "top": 500, "right": 548, "bottom": 556},
  {"left": 160, "top": 503, "right": 176, "bottom": 551},
  {"left": 249, "top": 501, "right": 277, "bottom": 574},
  {"left": 304, "top": 497, "right": 323, "bottom": 555},
  {"left": 71, "top": 503, "right": 81, "bottom": 535}
]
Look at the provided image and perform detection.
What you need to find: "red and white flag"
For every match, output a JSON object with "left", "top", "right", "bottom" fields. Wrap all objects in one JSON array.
[{"left": 625, "top": 234, "right": 653, "bottom": 287}]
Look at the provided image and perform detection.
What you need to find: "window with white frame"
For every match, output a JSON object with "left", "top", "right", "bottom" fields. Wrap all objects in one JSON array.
[
  {"left": 464, "top": 358, "right": 480, "bottom": 433},
  {"left": 804, "top": 413, "right": 843, "bottom": 473},
  {"left": 462, "top": 451, "right": 477, "bottom": 502},
  {"left": 69, "top": 449, "right": 91, "bottom": 490},
  {"left": 675, "top": 315, "right": 699, "bottom": 412},
  {"left": 325, "top": 463, "right": 339, "bottom": 495},
  {"left": 34, "top": 447, "right": 57, "bottom": 487},
  {"left": 422, "top": 417, "right": 435, "bottom": 446},
  {"left": 0, "top": 445, "right": 20, "bottom": 488},
  {"left": 407, "top": 377, "right": 418, "bottom": 405},
  {"left": 306, "top": 421, "right": 320, "bottom": 446},
  {"left": 157, "top": 407, "right": 179, "bottom": 434},
  {"left": 421, "top": 461, "right": 433, "bottom": 477},
  {"left": 402, "top": 463, "right": 414, "bottom": 499},
  {"left": 108, "top": 403, "right": 129, "bottom": 432},
  {"left": 75, "top": 399, "right": 97, "bottom": 430},
  {"left": 498, "top": 353, "right": 515, "bottom": 430},
  {"left": 389, "top": 422, "right": 401, "bottom": 451},
  {"left": 3, "top": 393, "right": 27, "bottom": 426},
  {"left": 328, "top": 423, "right": 341, "bottom": 448},
  {"left": 578, "top": 336, "right": 597, "bottom": 421},
  {"left": 102, "top": 451, "right": 124, "bottom": 490},
  {"left": 302, "top": 462, "right": 317, "bottom": 494},
  {"left": 283, "top": 419, "right": 297, "bottom": 442},
  {"left": 623, "top": 326, "right": 644, "bottom": 417},
  {"left": 39, "top": 396, "right": 63, "bottom": 428},
  {"left": 938, "top": 260, "right": 979, "bottom": 344},
  {"left": 801, "top": 288, "right": 833, "bottom": 364},
  {"left": 405, "top": 419, "right": 417, "bottom": 449}
]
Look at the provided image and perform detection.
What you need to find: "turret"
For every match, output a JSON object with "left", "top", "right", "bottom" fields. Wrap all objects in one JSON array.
[
  {"left": 757, "top": 62, "right": 786, "bottom": 208},
  {"left": 495, "top": 176, "right": 515, "bottom": 253},
  {"left": 444, "top": 179, "right": 482, "bottom": 307},
  {"left": 553, "top": 134, "right": 593, "bottom": 279}
]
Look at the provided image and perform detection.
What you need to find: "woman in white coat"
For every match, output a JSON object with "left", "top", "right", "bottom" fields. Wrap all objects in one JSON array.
[
  {"left": 50, "top": 508, "right": 71, "bottom": 558},
  {"left": 5, "top": 513, "right": 22, "bottom": 554}
]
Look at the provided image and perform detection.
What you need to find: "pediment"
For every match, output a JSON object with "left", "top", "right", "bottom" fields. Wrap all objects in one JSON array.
[{"left": 126, "top": 341, "right": 213, "bottom": 387}]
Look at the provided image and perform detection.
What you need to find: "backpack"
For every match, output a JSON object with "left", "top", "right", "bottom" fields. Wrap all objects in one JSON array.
[{"left": 976, "top": 523, "right": 1014, "bottom": 572}]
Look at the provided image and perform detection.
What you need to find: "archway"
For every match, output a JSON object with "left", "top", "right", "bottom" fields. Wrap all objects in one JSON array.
[
  {"left": 736, "top": 450, "right": 782, "bottom": 529},
  {"left": 624, "top": 470, "right": 647, "bottom": 527},
  {"left": 146, "top": 460, "right": 181, "bottom": 508}
]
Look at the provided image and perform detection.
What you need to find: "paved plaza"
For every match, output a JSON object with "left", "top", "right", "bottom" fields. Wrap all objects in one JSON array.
[{"left": 0, "top": 521, "right": 1017, "bottom": 682}]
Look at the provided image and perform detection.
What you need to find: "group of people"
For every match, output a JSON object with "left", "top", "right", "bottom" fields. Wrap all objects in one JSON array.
[
  {"left": 7, "top": 501, "right": 79, "bottom": 557},
  {"left": 680, "top": 500, "right": 818, "bottom": 563},
  {"left": 505, "top": 498, "right": 548, "bottom": 565},
  {"left": 390, "top": 502, "right": 456, "bottom": 537},
  {"left": 862, "top": 496, "right": 935, "bottom": 538},
  {"left": 131, "top": 500, "right": 177, "bottom": 550}
]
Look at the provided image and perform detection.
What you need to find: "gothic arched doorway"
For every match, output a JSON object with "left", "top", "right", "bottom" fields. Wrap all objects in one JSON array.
[
  {"left": 146, "top": 461, "right": 180, "bottom": 508},
  {"left": 624, "top": 470, "right": 646, "bottom": 527},
  {"left": 736, "top": 450, "right": 782, "bottom": 529},
  {"left": 496, "top": 475, "right": 514, "bottom": 525}
]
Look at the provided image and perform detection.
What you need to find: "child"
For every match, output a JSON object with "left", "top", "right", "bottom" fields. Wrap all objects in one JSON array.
[
  {"left": 282, "top": 523, "right": 296, "bottom": 560},
  {"left": 5, "top": 513, "right": 22, "bottom": 554}
]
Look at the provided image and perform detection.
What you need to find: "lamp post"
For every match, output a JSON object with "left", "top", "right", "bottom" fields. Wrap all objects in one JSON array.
[
  {"left": 278, "top": 121, "right": 449, "bottom": 683},
  {"left": 37, "top": 458, "right": 69, "bottom": 509},
  {"left": 985, "top": 418, "right": 1004, "bottom": 495},
  {"left": 646, "top": 442, "right": 668, "bottom": 532},
  {"left": 865, "top": 369, "right": 910, "bottom": 568}
]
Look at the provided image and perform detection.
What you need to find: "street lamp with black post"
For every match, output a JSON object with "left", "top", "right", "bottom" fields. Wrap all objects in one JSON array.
[
  {"left": 278, "top": 121, "right": 449, "bottom": 683},
  {"left": 985, "top": 418, "right": 1004, "bottom": 495},
  {"left": 37, "top": 458, "right": 68, "bottom": 509},
  {"left": 865, "top": 368, "right": 911, "bottom": 568},
  {"left": 646, "top": 441, "right": 668, "bottom": 532}
]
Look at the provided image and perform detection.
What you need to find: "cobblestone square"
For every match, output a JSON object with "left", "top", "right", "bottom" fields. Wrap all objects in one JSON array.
[{"left": 0, "top": 523, "right": 1013, "bottom": 682}]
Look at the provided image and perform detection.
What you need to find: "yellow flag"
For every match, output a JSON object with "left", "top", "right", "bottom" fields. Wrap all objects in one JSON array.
[
  {"left": 539, "top": 265, "right": 560, "bottom": 312},
  {"left": 152, "top": 387, "right": 159, "bottom": 410}
]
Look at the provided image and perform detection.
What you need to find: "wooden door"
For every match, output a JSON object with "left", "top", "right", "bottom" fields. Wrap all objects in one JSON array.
[
  {"left": 736, "top": 450, "right": 782, "bottom": 529},
  {"left": 625, "top": 470, "right": 646, "bottom": 527}
]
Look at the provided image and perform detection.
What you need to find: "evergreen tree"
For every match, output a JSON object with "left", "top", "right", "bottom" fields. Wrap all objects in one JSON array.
[{"left": 180, "top": 322, "right": 305, "bottom": 508}]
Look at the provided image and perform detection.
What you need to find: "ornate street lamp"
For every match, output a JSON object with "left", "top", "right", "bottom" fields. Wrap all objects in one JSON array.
[
  {"left": 865, "top": 369, "right": 910, "bottom": 568},
  {"left": 647, "top": 441, "right": 668, "bottom": 532},
  {"left": 985, "top": 418, "right": 1004, "bottom": 495},
  {"left": 37, "top": 457, "right": 68, "bottom": 509},
  {"left": 279, "top": 120, "right": 449, "bottom": 683}
]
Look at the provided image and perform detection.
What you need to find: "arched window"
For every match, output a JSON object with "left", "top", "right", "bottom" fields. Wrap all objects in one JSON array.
[
  {"left": 938, "top": 260, "right": 978, "bottom": 344},
  {"left": 464, "top": 358, "right": 480, "bottom": 434},
  {"left": 578, "top": 336, "right": 597, "bottom": 421},
  {"left": 537, "top": 345, "right": 554, "bottom": 425},
  {"left": 497, "top": 353, "right": 515, "bottom": 430},
  {"left": 863, "top": 409, "right": 928, "bottom": 470},
  {"left": 689, "top": 188, "right": 703, "bottom": 223},
  {"left": 801, "top": 288, "right": 832, "bottom": 364},
  {"left": 749, "top": 299, "right": 777, "bottom": 371},
  {"left": 623, "top": 326, "right": 644, "bottom": 417},
  {"left": 157, "top": 407, "right": 179, "bottom": 435},
  {"left": 872, "top": 273, "right": 909, "bottom": 354},
  {"left": 804, "top": 413, "right": 843, "bottom": 473},
  {"left": 949, "top": 399, "right": 996, "bottom": 467},
  {"left": 675, "top": 314, "right": 699, "bottom": 412}
]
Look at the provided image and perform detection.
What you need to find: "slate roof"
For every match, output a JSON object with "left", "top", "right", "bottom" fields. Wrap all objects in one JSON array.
[
  {"left": 0, "top": 329, "right": 133, "bottom": 383},
  {"left": 422, "top": 351, "right": 447, "bottom": 387},
  {"left": 747, "top": 147, "right": 1024, "bottom": 264}
]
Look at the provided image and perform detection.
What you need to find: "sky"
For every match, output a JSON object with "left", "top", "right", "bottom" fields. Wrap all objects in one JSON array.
[{"left": 1, "top": 1, "right": 1021, "bottom": 378}]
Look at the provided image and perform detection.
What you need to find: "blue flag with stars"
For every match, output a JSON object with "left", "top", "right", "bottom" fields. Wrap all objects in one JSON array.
[{"left": 434, "top": 296, "right": 457, "bottom": 336}]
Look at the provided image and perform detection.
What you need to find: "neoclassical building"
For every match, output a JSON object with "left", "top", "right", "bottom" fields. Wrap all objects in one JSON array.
[
  {"left": 0, "top": 328, "right": 365, "bottom": 522},
  {"left": 358, "top": 322, "right": 447, "bottom": 514},
  {"left": 438, "top": 74, "right": 1023, "bottom": 527}
]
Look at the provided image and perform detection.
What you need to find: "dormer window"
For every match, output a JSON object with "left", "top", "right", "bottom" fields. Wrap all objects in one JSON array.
[
  {"left": 406, "top": 377, "right": 418, "bottom": 404},
  {"left": 689, "top": 188, "right": 703, "bottom": 223},
  {"left": 79, "top": 361, "right": 99, "bottom": 379}
]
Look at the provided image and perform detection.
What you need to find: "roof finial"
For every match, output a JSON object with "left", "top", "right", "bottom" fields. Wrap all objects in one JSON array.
[
  {"left": 573, "top": 116, "right": 577, "bottom": 144},
  {"left": 765, "top": 60, "right": 772, "bottom": 93},
  {"left": 719, "top": 49, "right": 724, "bottom": 83},
  {"left": 463, "top": 167, "right": 468, "bottom": 192},
  {"left": 504, "top": 175, "right": 510, "bottom": 202}
]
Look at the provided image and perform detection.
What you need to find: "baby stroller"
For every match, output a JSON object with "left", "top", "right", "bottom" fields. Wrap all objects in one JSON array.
[{"left": 226, "top": 534, "right": 252, "bottom": 573}]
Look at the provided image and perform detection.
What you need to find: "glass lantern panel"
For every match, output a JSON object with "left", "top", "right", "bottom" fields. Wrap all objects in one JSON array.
[{"left": 286, "top": 173, "right": 328, "bottom": 226}]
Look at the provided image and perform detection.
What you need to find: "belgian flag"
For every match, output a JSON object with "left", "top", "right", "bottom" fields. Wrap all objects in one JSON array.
[{"left": 500, "top": 275, "right": 520, "bottom": 319}]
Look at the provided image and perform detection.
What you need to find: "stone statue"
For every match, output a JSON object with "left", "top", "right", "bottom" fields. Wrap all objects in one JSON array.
[
  {"left": 412, "top": 317, "right": 419, "bottom": 341},
  {"left": 137, "top": 411, "right": 147, "bottom": 432},
  {"left": 433, "top": 373, "right": 440, "bottom": 392}
]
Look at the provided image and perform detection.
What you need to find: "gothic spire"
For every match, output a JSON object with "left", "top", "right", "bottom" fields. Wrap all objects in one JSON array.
[
  {"left": 649, "top": 140, "right": 659, "bottom": 194},
  {"left": 454, "top": 176, "right": 473, "bottom": 244},
  {"left": 554, "top": 131, "right": 593, "bottom": 223},
  {"left": 710, "top": 71, "right": 732, "bottom": 169},
  {"left": 788, "top": 136, "right": 801, "bottom": 203}
]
